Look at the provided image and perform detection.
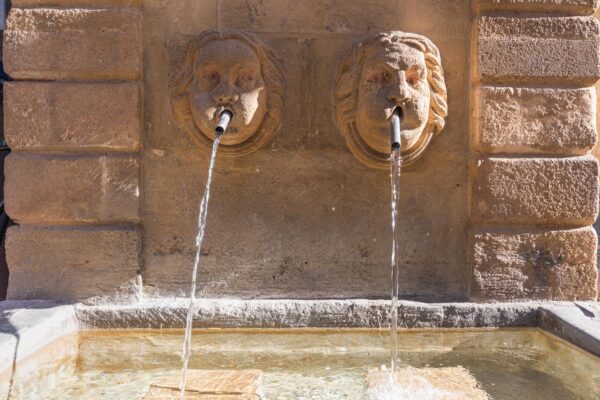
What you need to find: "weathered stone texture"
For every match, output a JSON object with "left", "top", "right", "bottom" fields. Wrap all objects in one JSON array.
[
  {"left": 219, "top": 0, "right": 401, "bottom": 34},
  {"left": 476, "top": 0, "right": 599, "bottom": 14},
  {"left": 5, "top": 82, "right": 141, "bottom": 152},
  {"left": 4, "top": 8, "right": 142, "bottom": 80},
  {"left": 471, "top": 227, "right": 598, "bottom": 300},
  {"left": 5, "top": 155, "right": 140, "bottom": 224},
  {"left": 477, "top": 16, "right": 600, "bottom": 84},
  {"left": 474, "top": 86, "right": 597, "bottom": 154},
  {"left": 472, "top": 156, "right": 599, "bottom": 226},
  {"left": 6, "top": 226, "right": 141, "bottom": 301}
]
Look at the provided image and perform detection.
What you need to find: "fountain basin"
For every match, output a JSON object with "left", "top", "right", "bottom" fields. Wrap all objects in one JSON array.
[{"left": 1, "top": 299, "right": 600, "bottom": 399}]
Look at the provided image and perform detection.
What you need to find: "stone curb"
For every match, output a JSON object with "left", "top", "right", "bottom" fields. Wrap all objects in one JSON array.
[
  {"left": 538, "top": 303, "right": 600, "bottom": 357},
  {"left": 0, "top": 301, "right": 76, "bottom": 375},
  {"left": 2, "top": 299, "right": 600, "bottom": 376}
]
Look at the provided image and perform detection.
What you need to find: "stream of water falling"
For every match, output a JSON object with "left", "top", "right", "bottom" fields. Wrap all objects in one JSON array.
[
  {"left": 179, "top": 135, "right": 222, "bottom": 400},
  {"left": 389, "top": 147, "right": 401, "bottom": 382}
]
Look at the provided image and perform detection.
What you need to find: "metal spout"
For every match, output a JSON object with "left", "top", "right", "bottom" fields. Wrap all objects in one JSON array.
[
  {"left": 391, "top": 108, "right": 402, "bottom": 151},
  {"left": 215, "top": 110, "right": 233, "bottom": 135}
]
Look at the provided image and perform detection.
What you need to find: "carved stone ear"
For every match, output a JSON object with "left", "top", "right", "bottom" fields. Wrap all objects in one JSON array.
[
  {"left": 171, "top": 30, "right": 285, "bottom": 158},
  {"left": 334, "top": 31, "right": 447, "bottom": 169}
]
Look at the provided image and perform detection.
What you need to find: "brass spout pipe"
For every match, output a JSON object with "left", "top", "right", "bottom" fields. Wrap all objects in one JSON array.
[
  {"left": 215, "top": 110, "right": 233, "bottom": 135},
  {"left": 391, "top": 108, "right": 402, "bottom": 151}
]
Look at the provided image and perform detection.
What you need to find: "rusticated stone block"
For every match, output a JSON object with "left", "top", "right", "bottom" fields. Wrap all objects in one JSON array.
[
  {"left": 476, "top": 0, "right": 599, "bottom": 14},
  {"left": 476, "top": 16, "right": 600, "bottom": 84},
  {"left": 5, "top": 155, "right": 140, "bottom": 224},
  {"left": 6, "top": 226, "right": 141, "bottom": 301},
  {"left": 5, "top": 82, "right": 141, "bottom": 152},
  {"left": 471, "top": 227, "right": 597, "bottom": 300},
  {"left": 472, "top": 156, "right": 599, "bottom": 225},
  {"left": 4, "top": 8, "right": 142, "bottom": 80},
  {"left": 474, "top": 86, "right": 597, "bottom": 154}
]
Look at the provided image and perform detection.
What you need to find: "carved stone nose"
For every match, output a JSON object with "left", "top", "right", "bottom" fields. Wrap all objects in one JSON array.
[
  {"left": 213, "top": 92, "right": 240, "bottom": 104},
  {"left": 387, "top": 71, "right": 410, "bottom": 105}
]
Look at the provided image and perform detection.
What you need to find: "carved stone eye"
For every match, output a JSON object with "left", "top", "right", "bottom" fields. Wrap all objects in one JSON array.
[
  {"left": 406, "top": 65, "right": 425, "bottom": 87},
  {"left": 366, "top": 69, "right": 391, "bottom": 84},
  {"left": 197, "top": 69, "right": 220, "bottom": 91},
  {"left": 235, "top": 69, "right": 257, "bottom": 90}
]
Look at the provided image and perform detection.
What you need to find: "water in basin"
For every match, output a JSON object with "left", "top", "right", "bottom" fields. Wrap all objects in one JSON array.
[{"left": 3, "top": 328, "right": 599, "bottom": 399}]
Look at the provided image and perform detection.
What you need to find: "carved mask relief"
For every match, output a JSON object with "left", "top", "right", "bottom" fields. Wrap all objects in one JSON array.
[
  {"left": 172, "top": 31, "right": 284, "bottom": 156},
  {"left": 335, "top": 32, "right": 448, "bottom": 168}
]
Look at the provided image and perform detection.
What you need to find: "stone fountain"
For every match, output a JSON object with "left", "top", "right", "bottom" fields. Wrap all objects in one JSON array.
[{"left": 2, "top": 0, "right": 600, "bottom": 399}]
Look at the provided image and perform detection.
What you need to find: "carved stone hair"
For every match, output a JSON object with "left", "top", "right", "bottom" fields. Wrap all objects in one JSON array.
[
  {"left": 171, "top": 30, "right": 285, "bottom": 157},
  {"left": 334, "top": 31, "right": 448, "bottom": 168}
]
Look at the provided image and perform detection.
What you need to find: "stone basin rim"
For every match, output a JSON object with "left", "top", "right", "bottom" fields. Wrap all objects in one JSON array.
[{"left": 1, "top": 299, "right": 600, "bottom": 378}]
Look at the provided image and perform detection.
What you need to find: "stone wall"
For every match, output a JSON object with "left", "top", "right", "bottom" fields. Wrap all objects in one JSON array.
[
  {"left": 140, "top": 0, "right": 471, "bottom": 301},
  {"left": 2, "top": 0, "right": 599, "bottom": 302},
  {"left": 4, "top": 1, "right": 143, "bottom": 300},
  {"left": 471, "top": 0, "right": 600, "bottom": 301}
]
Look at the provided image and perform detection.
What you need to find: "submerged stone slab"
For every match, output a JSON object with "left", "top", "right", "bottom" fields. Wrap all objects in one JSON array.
[
  {"left": 475, "top": 0, "right": 599, "bottom": 14},
  {"left": 4, "top": 8, "right": 142, "bottom": 80},
  {"left": 144, "top": 370, "right": 263, "bottom": 399},
  {"left": 366, "top": 367, "right": 490, "bottom": 400},
  {"left": 6, "top": 226, "right": 141, "bottom": 301},
  {"left": 5, "top": 82, "right": 141, "bottom": 152},
  {"left": 471, "top": 227, "right": 598, "bottom": 301},
  {"left": 5, "top": 154, "right": 140, "bottom": 224},
  {"left": 474, "top": 86, "right": 596, "bottom": 154},
  {"left": 476, "top": 16, "right": 600, "bottom": 84},
  {"left": 472, "top": 156, "right": 599, "bottom": 226}
]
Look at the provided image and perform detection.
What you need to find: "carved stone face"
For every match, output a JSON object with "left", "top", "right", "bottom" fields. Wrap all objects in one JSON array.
[
  {"left": 357, "top": 42, "right": 430, "bottom": 155},
  {"left": 188, "top": 39, "right": 268, "bottom": 146},
  {"left": 334, "top": 31, "right": 447, "bottom": 169}
]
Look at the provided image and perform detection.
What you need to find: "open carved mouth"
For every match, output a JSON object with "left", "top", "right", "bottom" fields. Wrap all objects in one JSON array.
[
  {"left": 393, "top": 106, "right": 403, "bottom": 120},
  {"left": 215, "top": 105, "right": 234, "bottom": 120},
  {"left": 215, "top": 109, "right": 234, "bottom": 135}
]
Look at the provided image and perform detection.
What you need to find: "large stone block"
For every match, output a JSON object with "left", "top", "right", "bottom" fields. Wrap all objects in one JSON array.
[
  {"left": 474, "top": 86, "right": 597, "bottom": 154},
  {"left": 5, "top": 82, "right": 141, "bottom": 152},
  {"left": 475, "top": 0, "right": 599, "bottom": 14},
  {"left": 476, "top": 16, "right": 600, "bottom": 85},
  {"left": 5, "top": 155, "right": 140, "bottom": 224},
  {"left": 472, "top": 156, "right": 599, "bottom": 226},
  {"left": 471, "top": 227, "right": 597, "bottom": 300},
  {"left": 4, "top": 8, "right": 142, "bottom": 80},
  {"left": 6, "top": 225, "right": 141, "bottom": 301}
]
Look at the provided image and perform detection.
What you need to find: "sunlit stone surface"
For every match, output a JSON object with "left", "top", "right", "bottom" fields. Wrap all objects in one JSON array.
[
  {"left": 366, "top": 367, "right": 489, "bottom": 400},
  {"left": 144, "top": 369, "right": 263, "bottom": 399}
]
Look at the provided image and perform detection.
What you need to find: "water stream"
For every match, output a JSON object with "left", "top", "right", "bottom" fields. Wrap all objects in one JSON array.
[
  {"left": 389, "top": 147, "right": 401, "bottom": 382},
  {"left": 389, "top": 108, "right": 402, "bottom": 383},
  {"left": 179, "top": 134, "right": 223, "bottom": 399}
]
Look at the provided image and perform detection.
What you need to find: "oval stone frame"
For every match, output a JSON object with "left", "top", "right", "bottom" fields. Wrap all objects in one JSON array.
[
  {"left": 334, "top": 31, "right": 448, "bottom": 169},
  {"left": 171, "top": 30, "right": 285, "bottom": 157}
]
